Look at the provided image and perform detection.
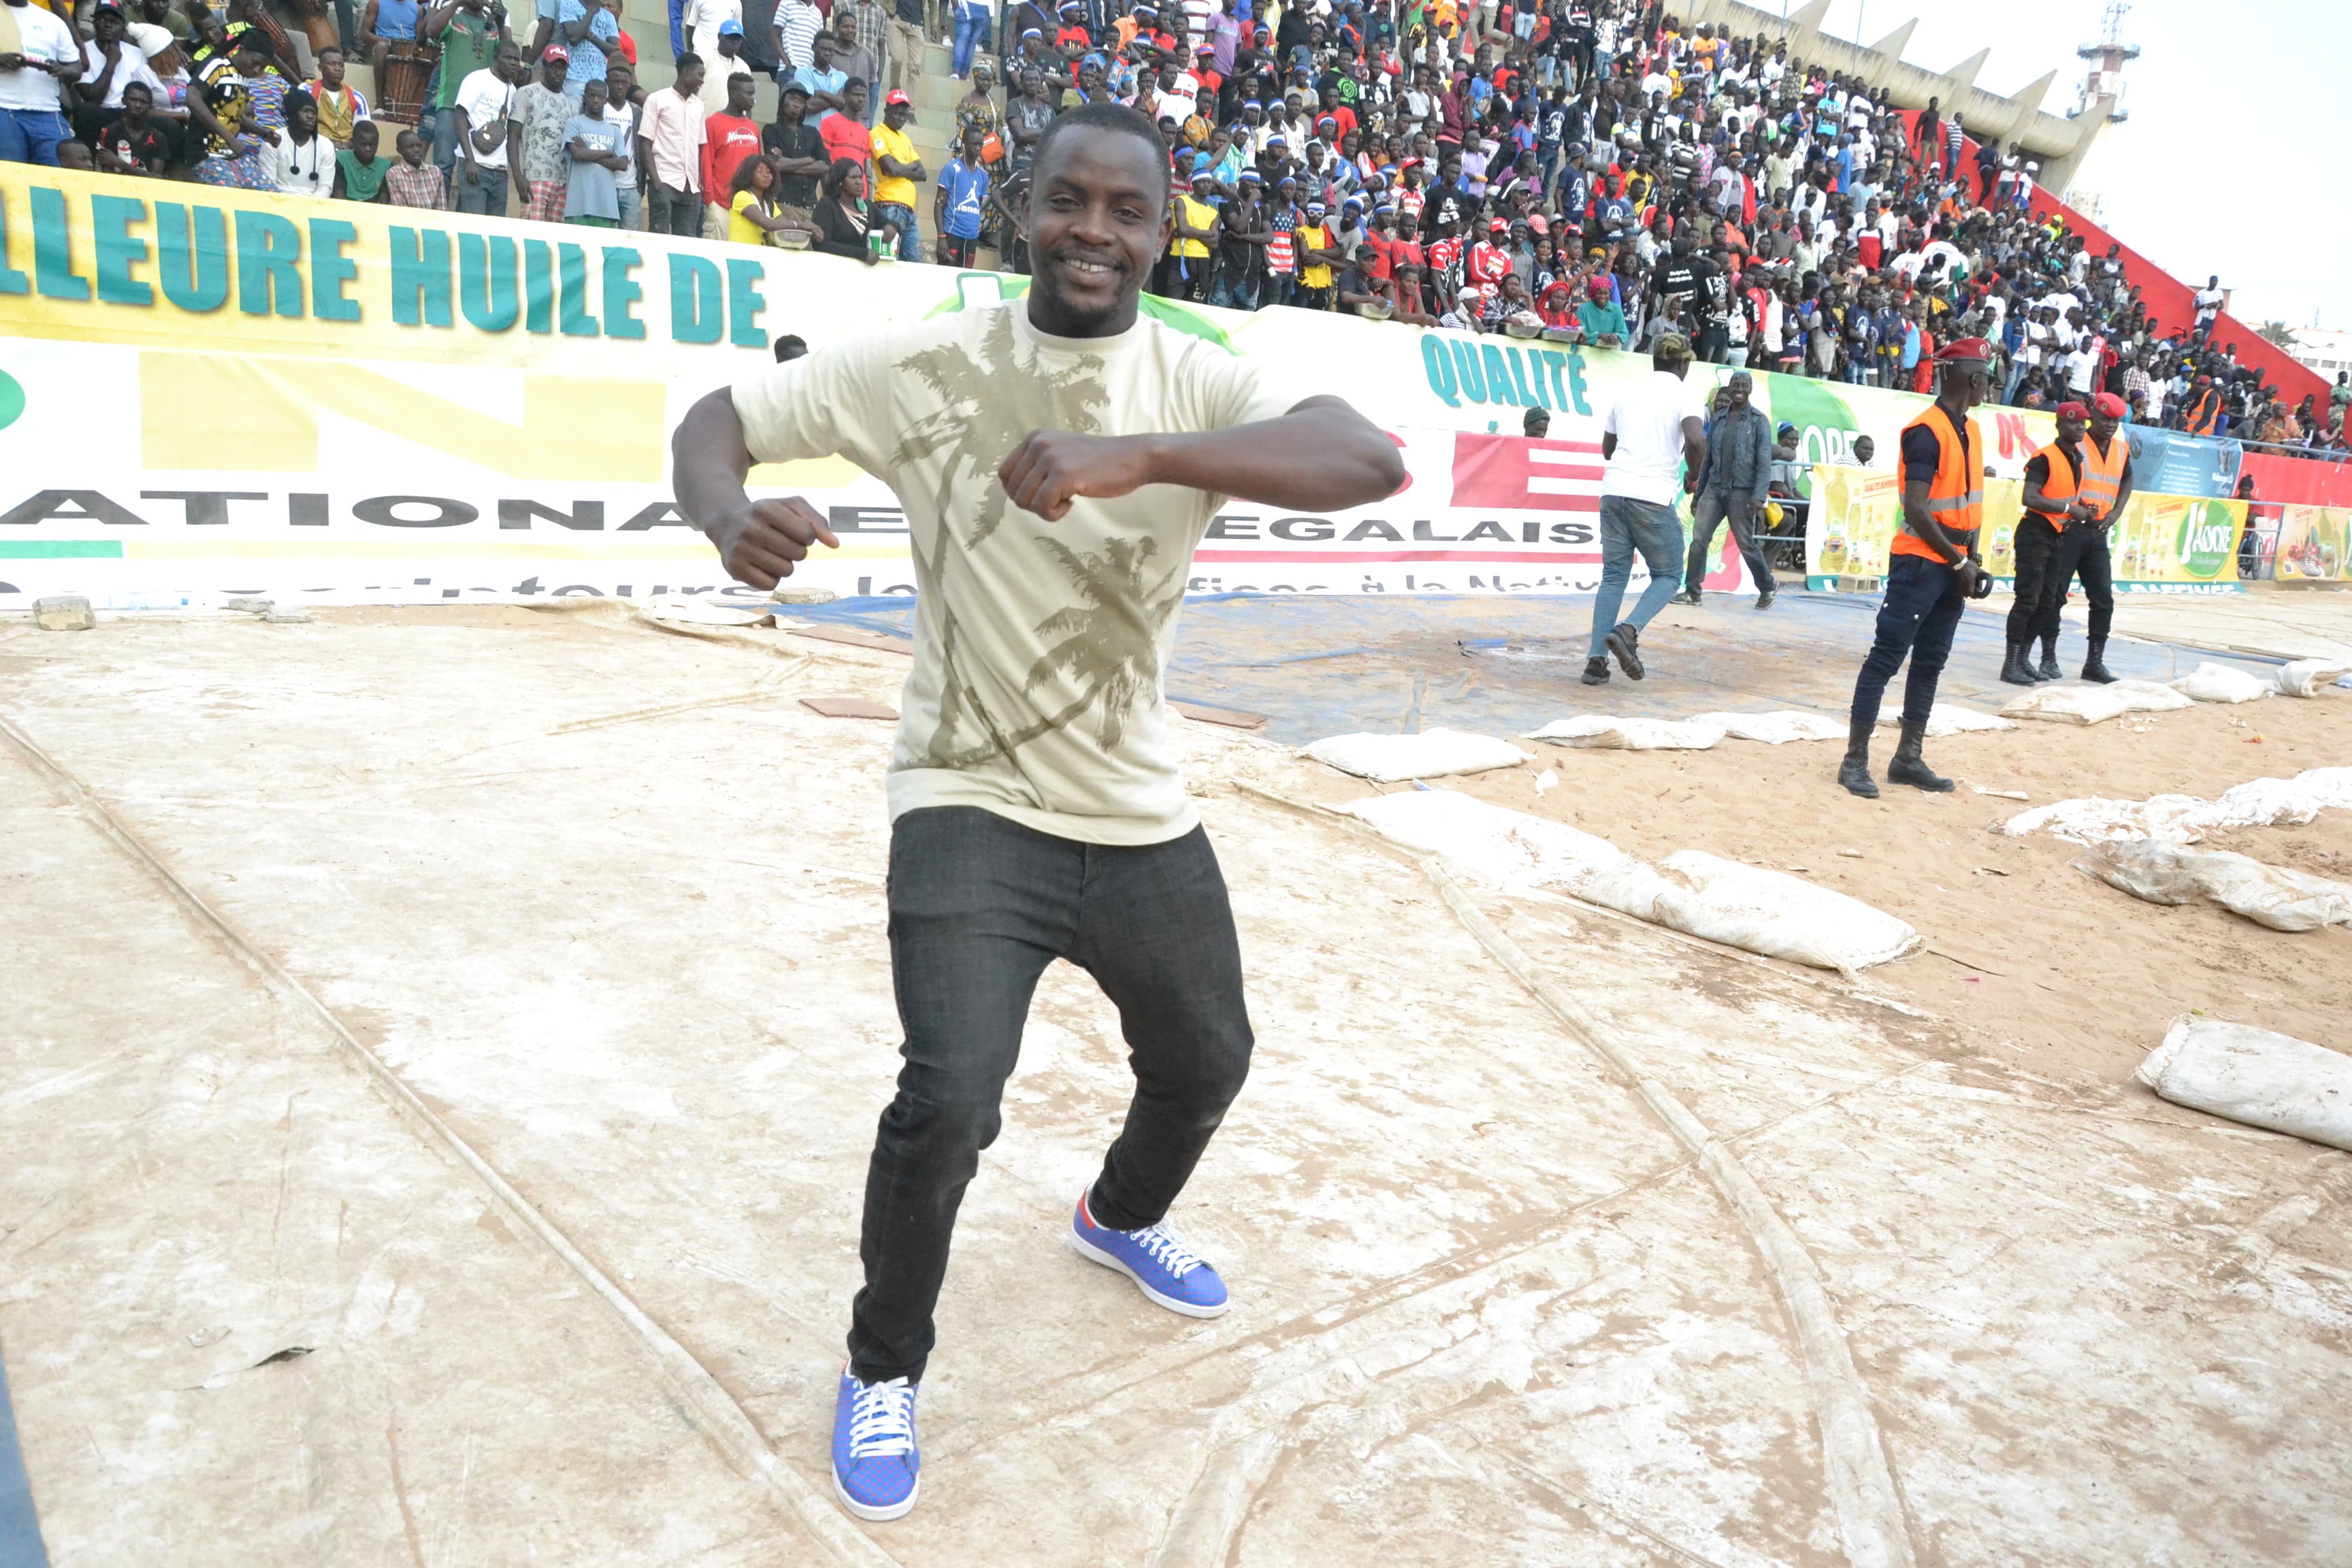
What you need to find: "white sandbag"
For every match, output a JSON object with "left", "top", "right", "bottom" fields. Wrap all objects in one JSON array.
[
  {"left": 2005, "top": 767, "right": 2352, "bottom": 845},
  {"left": 1302, "top": 728, "right": 1533, "bottom": 782},
  {"left": 2002, "top": 794, "right": 2210, "bottom": 844},
  {"left": 1873, "top": 703, "right": 2016, "bottom": 736},
  {"left": 1999, "top": 684, "right": 2136, "bottom": 725},
  {"left": 2170, "top": 662, "right": 2272, "bottom": 704},
  {"left": 2076, "top": 839, "right": 2352, "bottom": 932},
  {"left": 2274, "top": 659, "right": 2352, "bottom": 698},
  {"left": 2107, "top": 679, "right": 2198, "bottom": 713},
  {"left": 1341, "top": 789, "right": 1666, "bottom": 917},
  {"left": 1650, "top": 851, "right": 1921, "bottom": 971},
  {"left": 2136, "top": 1017, "right": 2352, "bottom": 1152},
  {"left": 1342, "top": 791, "right": 1916, "bottom": 970},
  {"left": 1524, "top": 715, "right": 1727, "bottom": 751},
  {"left": 1686, "top": 711, "right": 1848, "bottom": 744}
]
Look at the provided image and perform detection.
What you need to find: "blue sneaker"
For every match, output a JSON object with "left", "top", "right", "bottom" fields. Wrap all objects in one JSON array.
[
  {"left": 1066, "top": 1190, "right": 1230, "bottom": 1318},
  {"left": 831, "top": 1369, "right": 919, "bottom": 1522}
]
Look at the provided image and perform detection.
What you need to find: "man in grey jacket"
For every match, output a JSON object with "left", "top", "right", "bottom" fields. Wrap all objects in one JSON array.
[{"left": 1676, "top": 371, "right": 1777, "bottom": 608}]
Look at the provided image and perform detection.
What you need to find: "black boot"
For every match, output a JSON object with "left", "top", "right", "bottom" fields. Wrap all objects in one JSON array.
[
  {"left": 1886, "top": 720, "right": 1956, "bottom": 792},
  {"left": 1838, "top": 717, "right": 1880, "bottom": 798},
  {"left": 1580, "top": 655, "right": 1611, "bottom": 686},
  {"left": 2035, "top": 634, "right": 2061, "bottom": 681},
  {"left": 2081, "top": 637, "right": 2117, "bottom": 684},
  {"left": 1999, "top": 640, "right": 2038, "bottom": 685}
]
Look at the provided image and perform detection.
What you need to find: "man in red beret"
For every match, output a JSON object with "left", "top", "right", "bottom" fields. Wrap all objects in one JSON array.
[
  {"left": 2032, "top": 389, "right": 2134, "bottom": 683},
  {"left": 1840, "top": 337, "right": 1993, "bottom": 798},
  {"left": 2003, "top": 399, "right": 2090, "bottom": 685}
]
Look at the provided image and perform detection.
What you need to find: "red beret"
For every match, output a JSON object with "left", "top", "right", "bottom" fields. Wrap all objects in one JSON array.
[
  {"left": 2091, "top": 391, "right": 2127, "bottom": 419},
  {"left": 2055, "top": 400, "right": 2089, "bottom": 420},
  {"left": 1936, "top": 337, "right": 1993, "bottom": 363}
]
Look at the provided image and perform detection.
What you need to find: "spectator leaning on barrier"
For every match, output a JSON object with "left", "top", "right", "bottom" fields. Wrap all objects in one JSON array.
[
  {"left": 636, "top": 48, "right": 705, "bottom": 234},
  {"left": 1, "top": 0, "right": 89, "bottom": 167},
  {"left": 763, "top": 76, "right": 826, "bottom": 222},
  {"left": 562, "top": 73, "right": 627, "bottom": 224},
  {"left": 451, "top": 35, "right": 521, "bottom": 216},
  {"left": 423, "top": 0, "right": 507, "bottom": 178},
  {"left": 269, "top": 80, "right": 332, "bottom": 193},
  {"left": 510, "top": 41, "right": 572, "bottom": 220},
  {"left": 699, "top": 65, "right": 761, "bottom": 237},
  {"left": 868, "top": 84, "right": 923, "bottom": 260},
  {"left": 934, "top": 122, "right": 990, "bottom": 265},
  {"left": 332, "top": 114, "right": 392, "bottom": 200},
  {"left": 386, "top": 123, "right": 448, "bottom": 205}
]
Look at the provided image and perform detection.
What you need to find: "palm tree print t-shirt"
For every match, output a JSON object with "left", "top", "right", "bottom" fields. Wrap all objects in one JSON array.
[{"left": 730, "top": 303, "right": 1295, "bottom": 846}]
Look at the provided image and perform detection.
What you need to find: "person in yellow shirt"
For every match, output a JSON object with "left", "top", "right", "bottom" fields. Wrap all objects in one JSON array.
[
  {"left": 1159, "top": 164, "right": 1220, "bottom": 301},
  {"left": 1294, "top": 198, "right": 1335, "bottom": 310},
  {"left": 870, "top": 88, "right": 926, "bottom": 261}
]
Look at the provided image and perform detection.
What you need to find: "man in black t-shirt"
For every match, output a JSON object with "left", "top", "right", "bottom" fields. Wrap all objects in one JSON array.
[
  {"left": 93, "top": 82, "right": 178, "bottom": 177},
  {"left": 1649, "top": 232, "right": 1712, "bottom": 346},
  {"left": 762, "top": 82, "right": 830, "bottom": 217}
]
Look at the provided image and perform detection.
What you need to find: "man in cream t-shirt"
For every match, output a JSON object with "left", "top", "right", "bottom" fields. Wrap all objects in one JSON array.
[
  {"left": 1584, "top": 331, "right": 1706, "bottom": 685},
  {"left": 671, "top": 100, "right": 1401, "bottom": 1524}
]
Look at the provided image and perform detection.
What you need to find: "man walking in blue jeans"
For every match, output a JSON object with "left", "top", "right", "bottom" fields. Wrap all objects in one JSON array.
[
  {"left": 670, "top": 102, "right": 1403, "bottom": 1524},
  {"left": 1584, "top": 332, "right": 1707, "bottom": 686}
]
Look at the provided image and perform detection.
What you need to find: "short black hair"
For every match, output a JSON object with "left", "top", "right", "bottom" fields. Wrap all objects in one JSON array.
[{"left": 1031, "top": 100, "right": 1170, "bottom": 200}]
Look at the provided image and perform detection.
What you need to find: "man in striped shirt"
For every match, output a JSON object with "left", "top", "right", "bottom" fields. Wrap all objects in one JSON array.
[{"left": 772, "top": 0, "right": 824, "bottom": 74}]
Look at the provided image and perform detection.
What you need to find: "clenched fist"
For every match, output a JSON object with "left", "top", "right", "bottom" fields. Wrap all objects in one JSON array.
[
  {"left": 997, "top": 429, "right": 1160, "bottom": 522},
  {"left": 705, "top": 496, "right": 840, "bottom": 589}
]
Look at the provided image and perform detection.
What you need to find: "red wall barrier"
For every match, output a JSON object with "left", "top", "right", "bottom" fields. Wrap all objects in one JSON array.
[{"left": 2242, "top": 450, "right": 2352, "bottom": 508}]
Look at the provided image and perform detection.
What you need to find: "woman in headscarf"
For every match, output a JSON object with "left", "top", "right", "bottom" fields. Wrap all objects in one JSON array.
[{"left": 186, "top": 17, "right": 285, "bottom": 189}]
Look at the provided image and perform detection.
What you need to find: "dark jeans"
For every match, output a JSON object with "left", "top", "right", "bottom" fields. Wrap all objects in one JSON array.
[
  {"left": 848, "top": 806, "right": 1256, "bottom": 1384},
  {"left": 647, "top": 180, "right": 702, "bottom": 236},
  {"left": 2039, "top": 523, "right": 2115, "bottom": 643},
  {"left": 2005, "top": 514, "right": 2063, "bottom": 643},
  {"left": 1685, "top": 489, "right": 1774, "bottom": 594},
  {"left": 1850, "top": 551, "right": 1970, "bottom": 730},
  {"left": 452, "top": 165, "right": 510, "bottom": 216}
]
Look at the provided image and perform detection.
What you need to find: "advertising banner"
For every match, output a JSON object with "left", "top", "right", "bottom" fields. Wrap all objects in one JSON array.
[
  {"left": 2, "top": 164, "right": 2229, "bottom": 608},
  {"left": 2123, "top": 424, "right": 2242, "bottom": 502},
  {"left": 2274, "top": 506, "right": 2352, "bottom": 583},
  {"left": 1806, "top": 463, "right": 2247, "bottom": 592}
]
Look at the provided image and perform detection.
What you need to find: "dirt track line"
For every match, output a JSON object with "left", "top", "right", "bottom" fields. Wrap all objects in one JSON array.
[
  {"left": 1422, "top": 860, "right": 1918, "bottom": 1568},
  {"left": 0, "top": 706, "right": 899, "bottom": 1568}
]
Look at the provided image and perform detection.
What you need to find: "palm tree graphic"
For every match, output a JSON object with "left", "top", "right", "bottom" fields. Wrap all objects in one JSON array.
[
  {"left": 1022, "top": 535, "right": 1186, "bottom": 751},
  {"left": 881, "top": 308, "right": 1131, "bottom": 772}
]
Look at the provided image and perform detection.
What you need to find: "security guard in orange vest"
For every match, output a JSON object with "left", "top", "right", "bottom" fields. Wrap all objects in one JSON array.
[
  {"left": 2002, "top": 398, "right": 2092, "bottom": 685},
  {"left": 1840, "top": 338, "right": 1993, "bottom": 799},
  {"left": 2035, "top": 389, "right": 2134, "bottom": 683}
]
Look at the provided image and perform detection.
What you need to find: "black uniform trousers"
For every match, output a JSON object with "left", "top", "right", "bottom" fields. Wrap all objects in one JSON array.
[
  {"left": 2036, "top": 523, "right": 2116, "bottom": 644},
  {"left": 2004, "top": 514, "right": 2063, "bottom": 644}
]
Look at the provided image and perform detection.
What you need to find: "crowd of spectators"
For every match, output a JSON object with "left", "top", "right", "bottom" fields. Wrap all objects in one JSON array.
[{"left": 1, "top": 0, "right": 2342, "bottom": 459}]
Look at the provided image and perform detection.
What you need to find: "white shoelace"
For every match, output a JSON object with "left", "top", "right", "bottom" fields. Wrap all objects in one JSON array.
[
  {"left": 1126, "top": 1220, "right": 1205, "bottom": 1279},
  {"left": 847, "top": 1377, "right": 916, "bottom": 1460}
]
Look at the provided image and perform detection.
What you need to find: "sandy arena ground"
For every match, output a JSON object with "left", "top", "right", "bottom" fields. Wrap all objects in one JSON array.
[{"left": 3, "top": 601, "right": 2349, "bottom": 1567}]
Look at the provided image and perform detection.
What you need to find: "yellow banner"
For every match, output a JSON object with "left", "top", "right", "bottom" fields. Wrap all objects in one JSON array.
[{"left": 1806, "top": 463, "right": 2246, "bottom": 591}]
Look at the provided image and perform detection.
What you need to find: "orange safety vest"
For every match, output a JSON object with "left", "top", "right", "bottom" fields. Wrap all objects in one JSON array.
[
  {"left": 1892, "top": 402, "right": 1982, "bottom": 561},
  {"left": 2075, "top": 431, "right": 2125, "bottom": 521},
  {"left": 2026, "top": 438, "right": 2084, "bottom": 529}
]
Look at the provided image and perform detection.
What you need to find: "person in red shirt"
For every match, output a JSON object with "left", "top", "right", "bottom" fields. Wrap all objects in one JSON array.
[
  {"left": 819, "top": 78, "right": 873, "bottom": 172},
  {"left": 700, "top": 71, "right": 765, "bottom": 225},
  {"left": 1466, "top": 217, "right": 1514, "bottom": 291},
  {"left": 1190, "top": 43, "right": 1220, "bottom": 100}
]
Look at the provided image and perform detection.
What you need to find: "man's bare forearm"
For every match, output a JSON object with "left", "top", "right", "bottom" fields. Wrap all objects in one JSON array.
[
  {"left": 672, "top": 387, "right": 755, "bottom": 540},
  {"left": 1142, "top": 397, "right": 1403, "bottom": 511}
]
